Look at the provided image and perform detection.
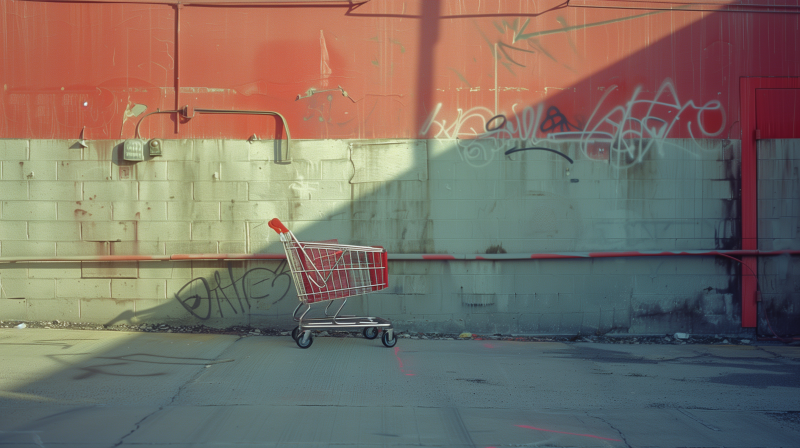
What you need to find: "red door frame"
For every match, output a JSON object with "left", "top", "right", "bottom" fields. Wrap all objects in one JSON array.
[{"left": 739, "top": 77, "right": 800, "bottom": 328}]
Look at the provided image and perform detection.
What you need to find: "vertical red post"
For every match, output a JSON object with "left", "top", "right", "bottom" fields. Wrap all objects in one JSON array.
[{"left": 739, "top": 78, "right": 758, "bottom": 328}]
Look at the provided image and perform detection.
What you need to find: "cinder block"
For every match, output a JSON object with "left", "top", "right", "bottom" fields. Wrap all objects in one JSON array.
[
  {"left": 320, "top": 159, "right": 352, "bottom": 181},
  {"left": 28, "top": 263, "right": 82, "bottom": 279},
  {"left": 250, "top": 180, "right": 349, "bottom": 201},
  {"left": 426, "top": 139, "right": 457, "bottom": 159},
  {"left": 218, "top": 242, "right": 247, "bottom": 253},
  {"left": 112, "top": 278, "right": 166, "bottom": 300},
  {"left": 537, "top": 313, "right": 561, "bottom": 332},
  {"left": 292, "top": 139, "right": 348, "bottom": 160},
  {"left": 136, "top": 221, "right": 191, "bottom": 242},
  {"left": 560, "top": 312, "right": 584, "bottom": 333},
  {"left": 194, "top": 182, "right": 248, "bottom": 201},
  {"left": 57, "top": 201, "right": 112, "bottom": 221},
  {"left": 30, "top": 181, "right": 83, "bottom": 201},
  {"left": 219, "top": 161, "right": 271, "bottom": 181},
  {"left": 29, "top": 221, "right": 81, "bottom": 241},
  {"left": 26, "top": 298, "right": 80, "bottom": 322},
  {"left": 84, "top": 181, "right": 138, "bottom": 201},
  {"left": 80, "top": 298, "right": 134, "bottom": 324},
  {"left": 81, "top": 262, "right": 138, "bottom": 278},
  {"left": 0, "top": 181, "right": 28, "bottom": 200},
  {"left": 580, "top": 312, "right": 601, "bottom": 334},
  {"left": 133, "top": 298, "right": 199, "bottom": 324},
  {"left": 145, "top": 139, "right": 193, "bottom": 162},
  {"left": 220, "top": 201, "right": 288, "bottom": 222},
  {"left": 263, "top": 159, "right": 317, "bottom": 181},
  {"left": 192, "top": 221, "right": 245, "bottom": 241},
  {"left": 0, "top": 264, "right": 28, "bottom": 278},
  {"left": 432, "top": 220, "right": 472, "bottom": 240},
  {"left": 81, "top": 221, "right": 137, "bottom": 241},
  {"left": 138, "top": 181, "right": 191, "bottom": 201},
  {"left": 402, "top": 275, "right": 428, "bottom": 295},
  {"left": 110, "top": 241, "right": 165, "bottom": 256},
  {"left": 139, "top": 261, "right": 192, "bottom": 279},
  {"left": 168, "top": 201, "right": 220, "bottom": 221},
  {"left": 597, "top": 308, "right": 617, "bottom": 333},
  {"left": 185, "top": 260, "right": 238, "bottom": 280},
  {"left": 81, "top": 140, "right": 122, "bottom": 162},
  {"left": 702, "top": 160, "right": 724, "bottom": 180},
  {"left": 644, "top": 199, "right": 677, "bottom": 219},
  {"left": 165, "top": 241, "right": 218, "bottom": 255},
  {"left": 1, "top": 278, "right": 56, "bottom": 299},
  {"left": 0, "top": 298, "right": 27, "bottom": 320},
  {"left": 223, "top": 140, "right": 253, "bottom": 162},
  {"left": 1, "top": 241, "right": 56, "bottom": 258},
  {"left": 193, "top": 139, "right": 250, "bottom": 163},
  {"left": 57, "top": 161, "right": 111, "bottom": 180},
  {"left": 517, "top": 275, "right": 575, "bottom": 295},
  {"left": 0, "top": 221, "right": 27, "bottom": 240},
  {"left": 4, "top": 201, "right": 56, "bottom": 220},
  {"left": 167, "top": 161, "right": 221, "bottom": 181},
  {"left": 58, "top": 279, "right": 111, "bottom": 299},
  {"left": 247, "top": 140, "right": 276, "bottom": 161},
  {"left": 29, "top": 140, "right": 81, "bottom": 161},
  {"left": 515, "top": 313, "right": 539, "bottom": 333},
  {"left": 3, "top": 161, "right": 56, "bottom": 180},
  {"left": 0, "top": 139, "right": 28, "bottom": 161},
  {"left": 133, "top": 161, "right": 168, "bottom": 181},
  {"left": 112, "top": 201, "right": 168, "bottom": 221}
]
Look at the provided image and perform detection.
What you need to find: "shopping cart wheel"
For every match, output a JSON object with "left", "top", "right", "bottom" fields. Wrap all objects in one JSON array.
[
  {"left": 381, "top": 331, "right": 397, "bottom": 348},
  {"left": 296, "top": 331, "right": 313, "bottom": 349},
  {"left": 291, "top": 326, "right": 301, "bottom": 341},
  {"left": 362, "top": 327, "right": 379, "bottom": 339}
]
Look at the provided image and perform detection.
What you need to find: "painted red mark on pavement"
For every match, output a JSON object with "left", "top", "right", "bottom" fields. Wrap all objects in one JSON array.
[
  {"left": 483, "top": 343, "right": 496, "bottom": 349},
  {"left": 517, "top": 425, "right": 621, "bottom": 442},
  {"left": 394, "top": 347, "right": 415, "bottom": 376}
]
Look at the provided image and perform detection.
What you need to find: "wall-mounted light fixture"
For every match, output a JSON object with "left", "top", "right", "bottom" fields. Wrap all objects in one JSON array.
[{"left": 123, "top": 139, "right": 146, "bottom": 161}]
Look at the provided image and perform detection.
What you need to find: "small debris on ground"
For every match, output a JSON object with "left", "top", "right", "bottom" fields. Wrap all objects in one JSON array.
[{"left": 0, "top": 320, "right": 771, "bottom": 345}]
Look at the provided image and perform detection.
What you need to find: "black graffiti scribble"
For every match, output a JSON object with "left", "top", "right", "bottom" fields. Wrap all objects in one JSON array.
[
  {"left": 504, "top": 146, "right": 574, "bottom": 163},
  {"left": 486, "top": 115, "right": 507, "bottom": 132},
  {"left": 175, "top": 261, "right": 291, "bottom": 320},
  {"left": 485, "top": 112, "right": 574, "bottom": 163},
  {"left": 540, "top": 106, "right": 581, "bottom": 133}
]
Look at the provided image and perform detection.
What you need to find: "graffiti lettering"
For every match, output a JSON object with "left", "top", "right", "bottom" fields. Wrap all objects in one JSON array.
[
  {"left": 421, "top": 79, "right": 725, "bottom": 168},
  {"left": 175, "top": 261, "right": 292, "bottom": 320},
  {"left": 540, "top": 106, "right": 580, "bottom": 134}
]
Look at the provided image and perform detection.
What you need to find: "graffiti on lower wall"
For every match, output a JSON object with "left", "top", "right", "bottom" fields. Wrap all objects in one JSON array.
[
  {"left": 174, "top": 261, "right": 292, "bottom": 320},
  {"left": 421, "top": 79, "right": 726, "bottom": 168}
]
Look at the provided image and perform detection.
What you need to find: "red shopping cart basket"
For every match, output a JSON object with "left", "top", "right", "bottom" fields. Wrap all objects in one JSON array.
[{"left": 269, "top": 218, "right": 394, "bottom": 349}]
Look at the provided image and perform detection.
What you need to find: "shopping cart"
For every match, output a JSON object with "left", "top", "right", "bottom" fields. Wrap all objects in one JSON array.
[{"left": 268, "top": 218, "right": 395, "bottom": 349}]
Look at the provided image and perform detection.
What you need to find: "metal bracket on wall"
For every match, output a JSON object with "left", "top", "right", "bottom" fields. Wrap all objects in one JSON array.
[{"left": 134, "top": 107, "right": 292, "bottom": 162}]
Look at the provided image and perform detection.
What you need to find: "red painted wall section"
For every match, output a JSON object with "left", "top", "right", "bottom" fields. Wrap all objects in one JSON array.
[
  {"left": 756, "top": 89, "right": 800, "bottom": 139},
  {"left": 2, "top": 0, "right": 800, "bottom": 140}
]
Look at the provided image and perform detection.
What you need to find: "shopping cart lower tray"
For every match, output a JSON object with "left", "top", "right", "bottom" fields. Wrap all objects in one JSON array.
[{"left": 269, "top": 218, "right": 395, "bottom": 349}]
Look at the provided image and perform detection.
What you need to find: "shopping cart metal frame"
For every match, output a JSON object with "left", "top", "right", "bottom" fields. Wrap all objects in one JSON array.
[{"left": 269, "top": 218, "right": 395, "bottom": 349}]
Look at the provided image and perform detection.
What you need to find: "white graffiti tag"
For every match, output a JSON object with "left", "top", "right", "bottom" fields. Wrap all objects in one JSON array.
[{"left": 420, "top": 79, "right": 726, "bottom": 168}]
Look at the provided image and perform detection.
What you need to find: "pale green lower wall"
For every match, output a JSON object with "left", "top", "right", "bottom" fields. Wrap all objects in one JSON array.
[{"left": 0, "top": 137, "right": 774, "bottom": 335}]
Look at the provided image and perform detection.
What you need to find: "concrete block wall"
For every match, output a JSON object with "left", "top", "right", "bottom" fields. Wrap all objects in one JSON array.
[{"left": 0, "top": 137, "right": 753, "bottom": 334}]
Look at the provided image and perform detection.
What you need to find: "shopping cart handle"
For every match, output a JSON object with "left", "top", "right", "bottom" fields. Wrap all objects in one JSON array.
[{"left": 268, "top": 218, "right": 290, "bottom": 234}]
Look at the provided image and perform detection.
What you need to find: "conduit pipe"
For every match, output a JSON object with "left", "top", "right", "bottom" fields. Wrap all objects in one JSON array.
[{"left": 1, "top": 249, "right": 798, "bottom": 263}]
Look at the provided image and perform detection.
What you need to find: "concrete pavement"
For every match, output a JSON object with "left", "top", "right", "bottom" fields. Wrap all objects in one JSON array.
[{"left": 1, "top": 328, "right": 799, "bottom": 447}]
